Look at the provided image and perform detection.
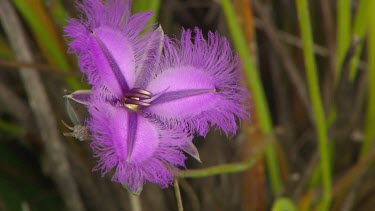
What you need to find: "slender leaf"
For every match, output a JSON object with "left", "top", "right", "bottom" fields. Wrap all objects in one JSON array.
[
  {"left": 360, "top": 0, "right": 375, "bottom": 157},
  {"left": 336, "top": 0, "right": 351, "bottom": 77},
  {"left": 295, "top": 0, "right": 331, "bottom": 209},
  {"left": 220, "top": 0, "right": 282, "bottom": 194},
  {"left": 349, "top": 0, "right": 371, "bottom": 79},
  {"left": 12, "top": 0, "right": 80, "bottom": 89},
  {"left": 132, "top": 0, "right": 162, "bottom": 23}
]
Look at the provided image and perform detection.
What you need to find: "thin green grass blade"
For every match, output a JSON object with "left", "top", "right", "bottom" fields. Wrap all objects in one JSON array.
[
  {"left": 132, "top": 0, "right": 161, "bottom": 23},
  {"left": 336, "top": 0, "right": 351, "bottom": 78},
  {"left": 220, "top": 0, "right": 282, "bottom": 195},
  {"left": 295, "top": 0, "right": 331, "bottom": 209},
  {"left": 360, "top": 0, "right": 375, "bottom": 157},
  {"left": 12, "top": 0, "right": 80, "bottom": 89},
  {"left": 42, "top": 0, "right": 70, "bottom": 27},
  {"left": 349, "top": 0, "right": 371, "bottom": 80}
]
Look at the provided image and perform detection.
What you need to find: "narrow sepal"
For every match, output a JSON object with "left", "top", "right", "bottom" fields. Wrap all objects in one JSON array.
[
  {"left": 64, "top": 90, "right": 92, "bottom": 105},
  {"left": 181, "top": 141, "right": 201, "bottom": 163}
]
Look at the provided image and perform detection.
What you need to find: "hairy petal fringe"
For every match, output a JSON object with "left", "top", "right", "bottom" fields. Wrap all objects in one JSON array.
[
  {"left": 145, "top": 28, "right": 250, "bottom": 136},
  {"left": 64, "top": 0, "right": 249, "bottom": 193},
  {"left": 64, "top": 0, "right": 162, "bottom": 99},
  {"left": 87, "top": 96, "right": 188, "bottom": 192}
]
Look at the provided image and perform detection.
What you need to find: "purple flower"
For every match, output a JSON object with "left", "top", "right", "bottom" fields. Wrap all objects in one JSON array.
[{"left": 64, "top": 0, "right": 248, "bottom": 193}]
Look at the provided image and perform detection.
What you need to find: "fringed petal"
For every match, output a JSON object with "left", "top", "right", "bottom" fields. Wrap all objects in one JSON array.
[
  {"left": 144, "top": 28, "right": 249, "bottom": 136},
  {"left": 64, "top": 0, "right": 163, "bottom": 99},
  {"left": 87, "top": 97, "right": 187, "bottom": 193}
]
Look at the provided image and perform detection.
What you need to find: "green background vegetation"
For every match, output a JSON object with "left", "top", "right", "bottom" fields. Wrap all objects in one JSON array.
[{"left": 0, "top": 0, "right": 374, "bottom": 210}]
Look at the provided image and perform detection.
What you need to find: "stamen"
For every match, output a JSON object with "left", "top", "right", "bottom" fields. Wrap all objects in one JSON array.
[
  {"left": 123, "top": 92, "right": 151, "bottom": 100},
  {"left": 132, "top": 88, "right": 152, "bottom": 96},
  {"left": 124, "top": 98, "right": 151, "bottom": 107},
  {"left": 123, "top": 88, "right": 152, "bottom": 111}
]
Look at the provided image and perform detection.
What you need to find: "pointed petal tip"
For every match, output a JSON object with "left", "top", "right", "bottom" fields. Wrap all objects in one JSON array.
[
  {"left": 64, "top": 90, "right": 92, "bottom": 105},
  {"left": 181, "top": 142, "right": 202, "bottom": 163},
  {"left": 194, "top": 156, "right": 202, "bottom": 163}
]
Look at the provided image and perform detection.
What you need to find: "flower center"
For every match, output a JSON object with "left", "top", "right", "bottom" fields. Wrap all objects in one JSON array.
[{"left": 123, "top": 88, "right": 152, "bottom": 112}]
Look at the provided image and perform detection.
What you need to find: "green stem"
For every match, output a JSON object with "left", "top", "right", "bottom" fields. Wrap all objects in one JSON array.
[
  {"left": 179, "top": 141, "right": 266, "bottom": 178},
  {"left": 174, "top": 178, "right": 184, "bottom": 211},
  {"left": 178, "top": 160, "right": 257, "bottom": 178},
  {"left": 128, "top": 194, "right": 141, "bottom": 211},
  {"left": 220, "top": 0, "right": 282, "bottom": 195},
  {"left": 349, "top": 0, "right": 371, "bottom": 80},
  {"left": 360, "top": 0, "right": 375, "bottom": 157},
  {"left": 336, "top": 0, "right": 351, "bottom": 77},
  {"left": 295, "top": 0, "right": 331, "bottom": 210}
]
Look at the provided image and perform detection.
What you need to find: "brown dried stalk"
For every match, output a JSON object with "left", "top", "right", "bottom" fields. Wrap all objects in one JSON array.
[{"left": 0, "top": 1, "right": 85, "bottom": 210}]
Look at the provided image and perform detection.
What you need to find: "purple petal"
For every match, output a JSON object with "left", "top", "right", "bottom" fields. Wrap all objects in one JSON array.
[
  {"left": 87, "top": 98, "right": 188, "bottom": 192},
  {"left": 145, "top": 28, "right": 249, "bottom": 136},
  {"left": 91, "top": 31, "right": 131, "bottom": 93},
  {"left": 64, "top": 0, "right": 162, "bottom": 99},
  {"left": 125, "top": 112, "right": 137, "bottom": 162}
]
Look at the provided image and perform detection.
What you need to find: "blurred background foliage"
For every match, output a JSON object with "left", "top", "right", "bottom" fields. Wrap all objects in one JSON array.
[{"left": 0, "top": 0, "right": 374, "bottom": 210}]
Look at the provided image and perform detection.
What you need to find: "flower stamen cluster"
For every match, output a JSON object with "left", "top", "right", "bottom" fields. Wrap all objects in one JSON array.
[{"left": 123, "top": 88, "right": 152, "bottom": 112}]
